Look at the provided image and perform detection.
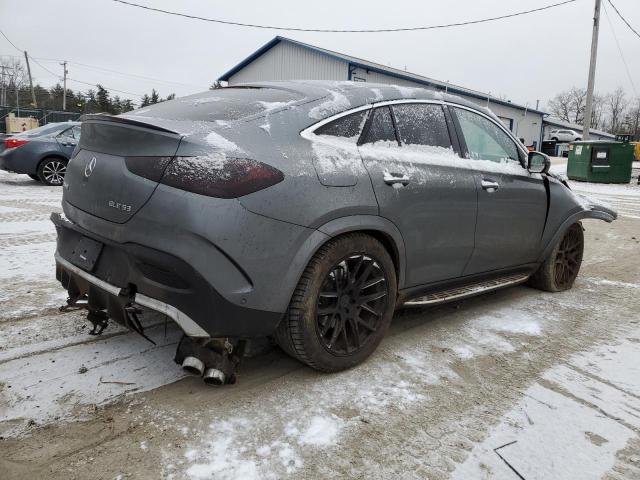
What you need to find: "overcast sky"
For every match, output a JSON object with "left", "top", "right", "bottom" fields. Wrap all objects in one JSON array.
[{"left": 1, "top": 0, "right": 639, "bottom": 108}]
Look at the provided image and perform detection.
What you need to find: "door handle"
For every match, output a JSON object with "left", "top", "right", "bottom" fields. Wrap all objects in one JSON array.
[
  {"left": 383, "top": 172, "right": 410, "bottom": 186},
  {"left": 481, "top": 179, "right": 499, "bottom": 192}
]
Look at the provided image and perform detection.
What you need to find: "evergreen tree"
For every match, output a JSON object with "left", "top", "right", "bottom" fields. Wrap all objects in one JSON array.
[
  {"left": 140, "top": 94, "right": 151, "bottom": 108},
  {"left": 150, "top": 89, "right": 160, "bottom": 104},
  {"left": 96, "top": 85, "right": 111, "bottom": 113}
]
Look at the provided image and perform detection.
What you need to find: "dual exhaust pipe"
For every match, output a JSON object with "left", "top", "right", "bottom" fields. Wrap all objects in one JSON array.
[
  {"left": 175, "top": 336, "right": 244, "bottom": 386},
  {"left": 182, "top": 356, "right": 226, "bottom": 386}
]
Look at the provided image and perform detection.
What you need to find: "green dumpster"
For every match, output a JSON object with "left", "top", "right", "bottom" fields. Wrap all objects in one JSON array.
[{"left": 567, "top": 140, "right": 634, "bottom": 183}]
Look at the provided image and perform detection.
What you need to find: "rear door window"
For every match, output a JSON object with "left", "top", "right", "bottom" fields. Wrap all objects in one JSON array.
[
  {"left": 392, "top": 103, "right": 452, "bottom": 149},
  {"left": 315, "top": 110, "right": 369, "bottom": 143},
  {"left": 360, "top": 106, "right": 398, "bottom": 146},
  {"left": 453, "top": 108, "right": 520, "bottom": 163}
]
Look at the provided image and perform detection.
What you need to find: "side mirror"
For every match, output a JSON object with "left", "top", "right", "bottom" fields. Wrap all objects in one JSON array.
[{"left": 528, "top": 151, "right": 551, "bottom": 174}]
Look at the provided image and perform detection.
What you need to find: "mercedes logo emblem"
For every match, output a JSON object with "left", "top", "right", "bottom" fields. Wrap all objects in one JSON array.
[{"left": 84, "top": 156, "right": 97, "bottom": 178}]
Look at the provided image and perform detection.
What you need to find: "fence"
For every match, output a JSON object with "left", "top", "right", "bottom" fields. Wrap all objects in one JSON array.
[{"left": 0, "top": 105, "right": 81, "bottom": 133}]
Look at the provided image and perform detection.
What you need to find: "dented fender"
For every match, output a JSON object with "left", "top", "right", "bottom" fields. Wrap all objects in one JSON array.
[{"left": 538, "top": 189, "right": 617, "bottom": 263}]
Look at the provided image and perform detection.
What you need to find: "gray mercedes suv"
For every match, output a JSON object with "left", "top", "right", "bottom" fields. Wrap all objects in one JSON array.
[{"left": 52, "top": 81, "right": 616, "bottom": 384}]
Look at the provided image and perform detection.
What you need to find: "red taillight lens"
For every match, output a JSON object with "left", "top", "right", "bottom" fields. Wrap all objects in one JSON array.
[
  {"left": 4, "top": 138, "right": 29, "bottom": 149},
  {"left": 125, "top": 156, "right": 284, "bottom": 198},
  {"left": 161, "top": 157, "right": 284, "bottom": 198}
]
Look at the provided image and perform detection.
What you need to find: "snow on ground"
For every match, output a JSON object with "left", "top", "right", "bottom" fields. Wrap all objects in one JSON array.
[
  {"left": 0, "top": 170, "right": 185, "bottom": 437},
  {"left": 452, "top": 335, "right": 640, "bottom": 480},
  {"left": 1, "top": 164, "right": 639, "bottom": 478},
  {"left": 551, "top": 160, "right": 640, "bottom": 219}
]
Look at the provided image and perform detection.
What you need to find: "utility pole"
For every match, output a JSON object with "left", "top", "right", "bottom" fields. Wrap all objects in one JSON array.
[
  {"left": 24, "top": 51, "right": 37, "bottom": 108},
  {"left": 61, "top": 61, "right": 68, "bottom": 110},
  {"left": 583, "top": 0, "right": 601, "bottom": 140},
  {"left": 0, "top": 65, "right": 7, "bottom": 106}
]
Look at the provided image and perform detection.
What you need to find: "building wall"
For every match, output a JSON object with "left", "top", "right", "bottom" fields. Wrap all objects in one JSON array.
[
  {"left": 228, "top": 42, "right": 347, "bottom": 84},
  {"left": 228, "top": 46, "right": 544, "bottom": 146},
  {"left": 350, "top": 67, "right": 543, "bottom": 147}
]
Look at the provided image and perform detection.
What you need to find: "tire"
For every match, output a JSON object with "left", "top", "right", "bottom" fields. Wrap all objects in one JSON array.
[
  {"left": 275, "top": 233, "right": 397, "bottom": 372},
  {"left": 551, "top": 137, "right": 559, "bottom": 142},
  {"left": 28, "top": 174, "right": 40, "bottom": 182},
  {"left": 528, "top": 223, "right": 584, "bottom": 292},
  {"left": 37, "top": 157, "right": 67, "bottom": 186}
]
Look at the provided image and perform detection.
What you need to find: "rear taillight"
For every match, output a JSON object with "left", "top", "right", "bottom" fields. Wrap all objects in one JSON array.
[
  {"left": 161, "top": 157, "right": 284, "bottom": 198},
  {"left": 4, "top": 138, "right": 29, "bottom": 149},
  {"left": 126, "top": 156, "right": 284, "bottom": 198}
]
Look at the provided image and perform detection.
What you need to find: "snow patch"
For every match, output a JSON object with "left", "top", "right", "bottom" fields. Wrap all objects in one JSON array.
[
  {"left": 298, "top": 415, "right": 342, "bottom": 446},
  {"left": 308, "top": 90, "right": 351, "bottom": 120},
  {"left": 205, "top": 131, "right": 242, "bottom": 153}
]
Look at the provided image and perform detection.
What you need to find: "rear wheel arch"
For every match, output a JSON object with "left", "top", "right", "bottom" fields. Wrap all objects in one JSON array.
[{"left": 315, "top": 215, "right": 406, "bottom": 288}]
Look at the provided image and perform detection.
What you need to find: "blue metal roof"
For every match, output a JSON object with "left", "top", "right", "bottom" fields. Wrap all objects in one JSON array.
[{"left": 218, "top": 36, "right": 547, "bottom": 116}]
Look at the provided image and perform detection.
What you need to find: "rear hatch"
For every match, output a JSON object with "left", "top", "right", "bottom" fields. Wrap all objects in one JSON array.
[
  {"left": 64, "top": 86, "right": 307, "bottom": 224},
  {"left": 64, "top": 117, "right": 182, "bottom": 223}
]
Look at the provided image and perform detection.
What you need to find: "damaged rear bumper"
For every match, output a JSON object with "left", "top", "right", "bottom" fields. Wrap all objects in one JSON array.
[{"left": 52, "top": 212, "right": 283, "bottom": 338}]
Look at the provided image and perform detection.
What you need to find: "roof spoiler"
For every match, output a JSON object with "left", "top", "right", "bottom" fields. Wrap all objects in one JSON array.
[{"left": 80, "top": 113, "right": 179, "bottom": 135}]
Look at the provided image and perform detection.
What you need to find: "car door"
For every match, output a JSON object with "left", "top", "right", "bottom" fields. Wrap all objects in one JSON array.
[
  {"left": 56, "top": 125, "right": 81, "bottom": 157},
  {"left": 358, "top": 102, "right": 478, "bottom": 287},
  {"left": 450, "top": 106, "right": 547, "bottom": 274}
]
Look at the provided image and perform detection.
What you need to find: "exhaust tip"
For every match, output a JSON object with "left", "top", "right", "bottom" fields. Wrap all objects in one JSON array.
[
  {"left": 203, "top": 368, "right": 226, "bottom": 386},
  {"left": 182, "top": 356, "right": 205, "bottom": 376}
]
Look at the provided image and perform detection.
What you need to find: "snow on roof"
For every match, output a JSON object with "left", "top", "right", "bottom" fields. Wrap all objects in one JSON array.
[{"left": 218, "top": 36, "right": 547, "bottom": 116}]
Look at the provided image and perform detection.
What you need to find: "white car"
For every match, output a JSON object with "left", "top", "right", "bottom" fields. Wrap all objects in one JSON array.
[{"left": 549, "top": 129, "right": 581, "bottom": 143}]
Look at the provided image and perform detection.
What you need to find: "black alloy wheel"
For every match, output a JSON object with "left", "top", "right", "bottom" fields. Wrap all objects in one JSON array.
[
  {"left": 553, "top": 224, "right": 584, "bottom": 289},
  {"left": 316, "top": 254, "right": 388, "bottom": 356}
]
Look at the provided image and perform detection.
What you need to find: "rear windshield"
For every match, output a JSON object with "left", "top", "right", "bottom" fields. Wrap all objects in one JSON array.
[
  {"left": 126, "top": 87, "right": 304, "bottom": 123},
  {"left": 14, "top": 123, "right": 67, "bottom": 138}
]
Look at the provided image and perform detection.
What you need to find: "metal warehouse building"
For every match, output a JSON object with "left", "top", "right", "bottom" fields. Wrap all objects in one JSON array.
[{"left": 219, "top": 36, "right": 546, "bottom": 148}]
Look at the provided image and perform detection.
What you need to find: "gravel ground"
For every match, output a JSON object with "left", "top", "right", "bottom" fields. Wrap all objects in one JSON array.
[{"left": 0, "top": 166, "right": 639, "bottom": 480}]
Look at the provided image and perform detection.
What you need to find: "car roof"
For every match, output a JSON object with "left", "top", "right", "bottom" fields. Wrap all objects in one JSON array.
[{"left": 233, "top": 80, "right": 495, "bottom": 117}]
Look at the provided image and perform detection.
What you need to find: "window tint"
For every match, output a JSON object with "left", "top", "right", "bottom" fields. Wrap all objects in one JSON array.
[
  {"left": 126, "top": 87, "right": 303, "bottom": 122},
  {"left": 60, "top": 125, "right": 81, "bottom": 140},
  {"left": 392, "top": 104, "right": 451, "bottom": 148},
  {"left": 315, "top": 110, "right": 368, "bottom": 142},
  {"left": 454, "top": 108, "right": 519, "bottom": 163},
  {"left": 361, "top": 106, "right": 397, "bottom": 145}
]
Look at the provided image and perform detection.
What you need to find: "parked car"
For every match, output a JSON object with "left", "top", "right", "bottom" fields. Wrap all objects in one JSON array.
[
  {"left": 52, "top": 82, "right": 616, "bottom": 384},
  {"left": 0, "top": 122, "right": 81, "bottom": 185},
  {"left": 549, "top": 129, "right": 581, "bottom": 143}
]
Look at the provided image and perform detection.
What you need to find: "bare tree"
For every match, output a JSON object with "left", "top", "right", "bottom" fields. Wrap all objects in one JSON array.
[
  {"left": 548, "top": 90, "right": 573, "bottom": 123},
  {"left": 606, "top": 87, "right": 627, "bottom": 134},
  {"left": 0, "top": 57, "right": 28, "bottom": 105},
  {"left": 547, "top": 87, "right": 588, "bottom": 124},
  {"left": 589, "top": 93, "right": 606, "bottom": 130},
  {"left": 623, "top": 97, "right": 640, "bottom": 138}
]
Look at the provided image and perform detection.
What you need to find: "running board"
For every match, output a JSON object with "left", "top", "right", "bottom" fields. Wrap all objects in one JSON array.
[{"left": 403, "top": 273, "right": 530, "bottom": 307}]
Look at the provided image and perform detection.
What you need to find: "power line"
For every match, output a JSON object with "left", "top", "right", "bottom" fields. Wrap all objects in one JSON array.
[
  {"left": 112, "top": 0, "right": 579, "bottom": 33},
  {"left": 1, "top": 53, "right": 204, "bottom": 89},
  {"left": 0, "top": 28, "right": 143, "bottom": 97},
  {"left": 66, "top": 77, "right": 143, "bottom": 97},
  {"left": 603, "top": 1, "right": 637, "bottom": 96},
  {"left": 607, "top": 0, "right": 640, "bottom": 39}
]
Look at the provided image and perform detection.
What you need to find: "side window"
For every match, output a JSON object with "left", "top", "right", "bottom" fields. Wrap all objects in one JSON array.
[
  {"left": 392, "top": 104, "right": 452, "bottom": 149},
  {"left": 71, "top": 126, "right": 81, "bottom": 140},
  {"left": 454, "top": 108, "right": 519, "bottom": 163},
  {"left": 361, "top": 106, "right": 397, "bottom": 146},
  {"left": 315, "top": 110, "right": 368, "bottom": 142}
]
